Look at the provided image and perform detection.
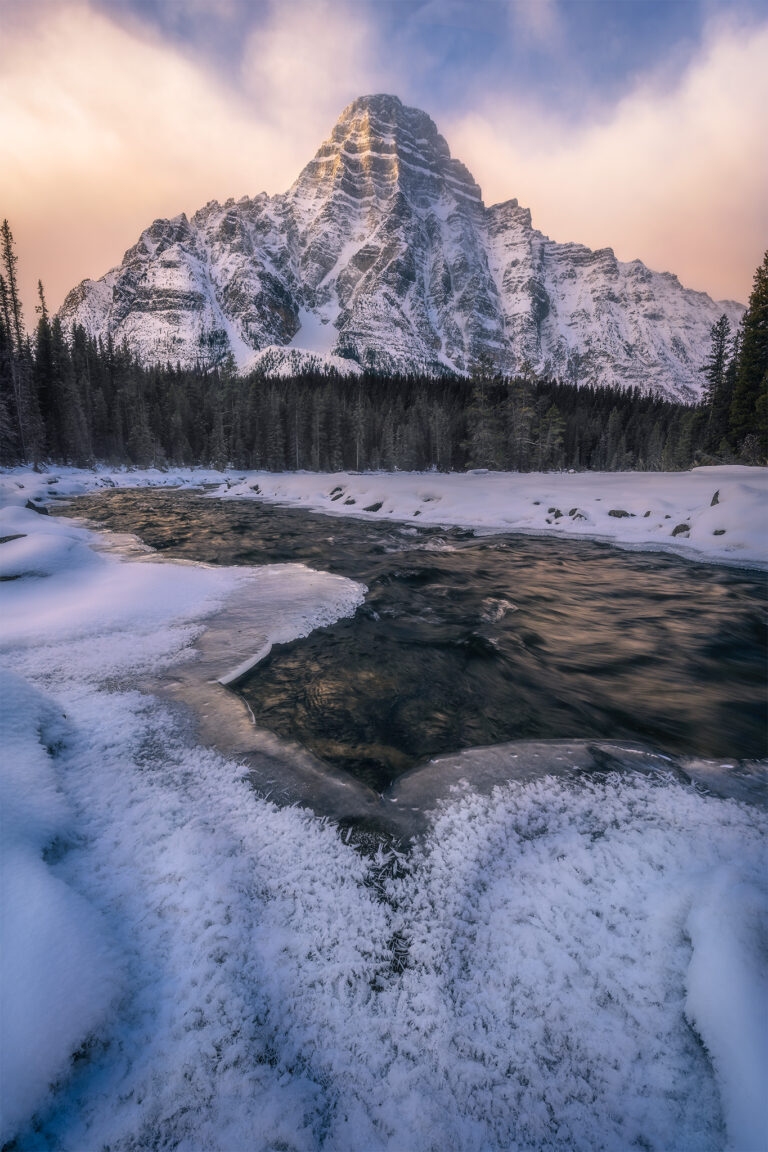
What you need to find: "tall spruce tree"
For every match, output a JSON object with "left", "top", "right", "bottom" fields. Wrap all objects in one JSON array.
[
  {"left": 502, "top": 374, "right": 535, "bottom": 470},
  {"left": 730, "top": 251, "right": 768, "bottom": 458},
  {"left": 1, "top": 220, "right": 24, "bottom": 354},
  {"left": 701, "top": 314, "right": 732, "bottom": 452},
  {"left": 467, "top": 357, "right": 502, "bottom": 468},
  {"left": 34, "top": 284, "right": 56, "bottom": 455},
  {"left": 50, "top": 317, "right": 90, "bottom": 463},
  {"left": 0, "top": 268, "right": 25, "bottom": 458},
  {"left": 0, "top": 226, "right": 44, "bottom": 461},
  {"left": 0, "top": 303, "right": 17, "bottom": 462}
]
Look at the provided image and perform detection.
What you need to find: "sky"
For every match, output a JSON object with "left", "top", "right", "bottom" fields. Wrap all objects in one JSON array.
[{"left": 1, "top": 0, "right": 767, "bottom": 323}]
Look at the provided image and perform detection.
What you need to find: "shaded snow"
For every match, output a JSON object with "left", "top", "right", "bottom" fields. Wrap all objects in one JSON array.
[
  {"left": 289, "top": 307, "right": 340, "bottom": 355},
  {"left": 0, "top": 671, "right": 118, "bottom": 1142},
  {"left": 685, "top": 868, "right": 768, "bottom": 1152}
]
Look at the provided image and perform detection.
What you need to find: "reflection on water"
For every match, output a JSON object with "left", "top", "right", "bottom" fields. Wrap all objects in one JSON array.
[{"left": 63, "top": 490, "right": 767, "bottom": 792}]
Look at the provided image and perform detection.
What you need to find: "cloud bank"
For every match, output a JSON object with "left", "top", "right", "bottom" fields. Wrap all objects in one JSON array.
[
  {"left": 0, "top": 2, "right": 396, "bottom": 317},
  {"left": 448, "top": 17, "right": 768, "bottom": 304}
]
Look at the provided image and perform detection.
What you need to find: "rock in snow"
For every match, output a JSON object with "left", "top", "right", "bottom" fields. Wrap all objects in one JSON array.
[{"left": 59, "top": 94, "right": 743, "bottom": 399}]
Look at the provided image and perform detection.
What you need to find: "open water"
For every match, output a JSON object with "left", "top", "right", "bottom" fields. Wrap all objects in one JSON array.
[{"left": 59, "top": 488, "right": 767, "bottom": 793}]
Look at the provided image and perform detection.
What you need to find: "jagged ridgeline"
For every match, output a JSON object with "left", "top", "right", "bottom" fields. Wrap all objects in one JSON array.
[{"left": 59, "top": 94, "right": 744, "bottom": 401}]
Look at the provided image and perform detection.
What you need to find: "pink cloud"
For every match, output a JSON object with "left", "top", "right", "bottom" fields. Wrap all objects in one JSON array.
[
  {"left": 0, "top": 2, "right": 397, "bottom": 318},
  {"left": 447, "top": 17, "right": 768, "bottom": 303},
  {"left": 0, "top": 2, "right": 763, "bottom": 323}
]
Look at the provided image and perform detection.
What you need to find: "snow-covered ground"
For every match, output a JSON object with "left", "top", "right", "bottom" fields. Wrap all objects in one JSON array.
[
  {"left": 3, "top": 462, "right": 766, "bottom": 567},
  {"left": 1, "top": 467, "right": 767, "bottom": 1151}
]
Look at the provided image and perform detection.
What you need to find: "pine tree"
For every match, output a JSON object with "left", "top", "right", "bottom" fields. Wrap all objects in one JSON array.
[
  {"left": 539, "top": 403, "right": 566, "bottom": 469},
  {"left": 128, "top": 399, "right": 155, "bottom": 466},
  {"left": 502, "top": 374, "right": 535, "bottom": 471},
  {"left": 700, "top": 314, "right": 732, "bottom": 452},
  {"left": 50, "top": 317, "right": 90, "bottom": 464},
  {"left": 0, "top": 305, "right": 17, "bottom": 462},
  {"left": 430, "top": 401, "right": 450, "bottom": 470},
  {"left": 675, "top": 409, "right": 696, "bottom": 469},
  {"left": 34, "top": 284, "right": 56, "bottom": 454},
  {"left": 265, "top": 388, "right": 285, "bottom": 470},
  {"left": 380, "top": 407, "right": 396, "bottom": 470},
  {"left": 0, "top": 230, "right": 44, "bottom": 461},
  {"left": 1, "top": 220, "right": 24, "bottom": 354},
  {"left": 326, "top": 391, "right": 343, "bottom": 472},
  {"left": 347, "top": 383, "right": 364, "bottom": 471},
  {"left": 0, "top": 272, "right": 25, "bottom": 458},
  {"left": 208, "top": 407, "right": 227, "bottom": 468},
  {"left": 730, "top": 251, "right": 768, "bottom": 458},
  {"left": 661, "top": 422, "right": 678, "bottom": 471},
  {"left": 467, "top": 357, "right": 502, "bottom": 468}
]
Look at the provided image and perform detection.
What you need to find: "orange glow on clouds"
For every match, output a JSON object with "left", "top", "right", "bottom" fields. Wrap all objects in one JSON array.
[
  {"left": 1, "top": 3, "right": 765, "bottom": 323},
  {"left": 0, "top": 2, "right": 388, "bottom": 319}
]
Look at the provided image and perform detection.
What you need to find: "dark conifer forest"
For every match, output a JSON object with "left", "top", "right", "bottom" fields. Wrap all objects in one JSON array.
[{"left": 1, "top": 221, "right": 766, "bottom": 473}]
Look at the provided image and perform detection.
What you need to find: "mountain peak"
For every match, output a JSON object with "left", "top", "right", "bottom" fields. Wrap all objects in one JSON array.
[
  {"left": 333, "top": 93, "right": 437, "bottom": 141},
  {"left": 59, "top": 93, "right": 744, "bottom": 394},
  {"left": 288, "top": 92, "right": 482, "bottom": 220},
  {"left": 338, "top": 92, "right": 405, "bottom": 117}
]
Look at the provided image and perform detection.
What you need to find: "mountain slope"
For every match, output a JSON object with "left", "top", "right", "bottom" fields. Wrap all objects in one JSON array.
[{"left": 59, "top": 94, "right": 743, "bottom": 398}]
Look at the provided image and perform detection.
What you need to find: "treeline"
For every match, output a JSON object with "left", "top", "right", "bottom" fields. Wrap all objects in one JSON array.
[
  {"left": 1, "top": 220, "right": 766, "bottom": 472},
  {"left": 698, "top": 251, "right": 768, "bottom": 463},
  {"left": 0, "top": 335, "right": 716, "bottom": 473}
]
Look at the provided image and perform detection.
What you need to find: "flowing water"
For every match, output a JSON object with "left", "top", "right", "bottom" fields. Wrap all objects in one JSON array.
[{"left": 59, "top": 489, "right": 767, "bottom": 794}]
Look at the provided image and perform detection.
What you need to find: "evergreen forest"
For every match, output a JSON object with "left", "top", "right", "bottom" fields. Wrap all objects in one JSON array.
[{"left": 1, "top": 221, "right": 766, "bottom": 474}]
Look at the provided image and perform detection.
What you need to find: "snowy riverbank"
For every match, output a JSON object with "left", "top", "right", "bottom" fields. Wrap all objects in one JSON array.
[
  {"left": 214, "top": 465, "right": 768, "bottom": 568},
  {"left": 2, "top": 462, "right": 766, "bottom": 568},
  {"left": 1, "top": 468, "right": 767, "bottom": 1150}
]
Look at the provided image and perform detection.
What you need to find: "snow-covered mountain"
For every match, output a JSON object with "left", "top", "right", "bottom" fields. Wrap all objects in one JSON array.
[{"left": 59, "top": 94, "right": 743, "bottom": 399}]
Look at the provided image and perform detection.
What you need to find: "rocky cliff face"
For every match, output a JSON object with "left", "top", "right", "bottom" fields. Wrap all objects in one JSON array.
[{"left": 59, "top": 94, "right": 743, "bottom": 399}]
